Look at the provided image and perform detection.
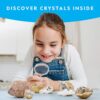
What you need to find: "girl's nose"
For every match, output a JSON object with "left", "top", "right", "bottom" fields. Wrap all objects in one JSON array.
[{"left": 42, "top": 46, "right": 50, "bottom": 54}]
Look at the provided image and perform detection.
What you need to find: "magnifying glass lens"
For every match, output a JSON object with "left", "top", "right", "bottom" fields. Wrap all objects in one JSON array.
[{"left": 34, "top": 63, "right": 49, "bottom": 76}]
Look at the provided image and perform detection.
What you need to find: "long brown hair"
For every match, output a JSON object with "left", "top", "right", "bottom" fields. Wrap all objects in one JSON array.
[{"left": 32, "top": 13, "right": 68, "bottom": 44}]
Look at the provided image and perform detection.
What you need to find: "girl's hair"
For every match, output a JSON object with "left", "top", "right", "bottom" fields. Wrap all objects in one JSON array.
[{"left": 32, "top": 13, "right": 68, "bottom": 44}]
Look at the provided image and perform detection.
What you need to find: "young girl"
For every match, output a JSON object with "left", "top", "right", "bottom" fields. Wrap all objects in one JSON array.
[{"left": 9, "top": 13, "right": 87, "bottom": 96}]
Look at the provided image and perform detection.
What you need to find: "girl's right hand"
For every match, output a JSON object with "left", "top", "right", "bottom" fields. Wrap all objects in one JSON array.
[
  {"left": 27, "top": 75, "right": 46, "bottom": 93},
  {"left": 27, "top": 75, "right": 43, "bottom": 82}
]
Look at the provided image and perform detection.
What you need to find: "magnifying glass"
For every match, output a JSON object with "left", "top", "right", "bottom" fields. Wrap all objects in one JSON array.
[
  {"left": 33, "top": 63, "right": 53, "bottom": 93},
  {"left": 34, "top": 63, "right": 49, "bottom": 76}
]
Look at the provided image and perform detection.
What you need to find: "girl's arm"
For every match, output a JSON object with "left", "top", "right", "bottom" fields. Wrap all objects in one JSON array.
[{"left": 65, "top": 44, "right": 88, "bottom": 90}]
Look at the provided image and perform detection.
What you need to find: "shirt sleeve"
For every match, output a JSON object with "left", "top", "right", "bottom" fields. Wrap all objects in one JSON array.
[
  {"left": 13, "top": 46, "right": 33, "bottom": 81},
  {"left": 66, "top": 44, "right": 88, "bottom": 90}
]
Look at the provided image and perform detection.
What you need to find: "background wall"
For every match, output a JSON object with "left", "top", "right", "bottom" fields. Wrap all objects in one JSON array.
[
  {"left": 79, "top": 18, "right": 100, "bottom": 88},
  {"left": 0, "top": 18, "right": 100, "bottom": 88}
]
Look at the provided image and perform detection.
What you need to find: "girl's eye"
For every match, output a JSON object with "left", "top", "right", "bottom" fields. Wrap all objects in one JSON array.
[
  {"left": 36, "top": 43, "right": 44, "bottom": 46},
  {"left": 50, "top": 44, "right": 57, "bottom": 47}
]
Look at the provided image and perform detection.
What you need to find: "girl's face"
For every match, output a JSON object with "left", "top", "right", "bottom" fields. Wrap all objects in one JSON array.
[{"left": 34, "top": 25, "right": 64, "bottom": 63}]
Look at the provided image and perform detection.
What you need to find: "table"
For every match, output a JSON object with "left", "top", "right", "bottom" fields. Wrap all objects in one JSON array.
[{"left": 0, "top": 89, "right": 100, "bottom": 100}]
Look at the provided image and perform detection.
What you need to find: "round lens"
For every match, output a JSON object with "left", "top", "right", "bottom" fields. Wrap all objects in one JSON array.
[{"left": 34, "top": 63, "right": 49, "bottom": 76}]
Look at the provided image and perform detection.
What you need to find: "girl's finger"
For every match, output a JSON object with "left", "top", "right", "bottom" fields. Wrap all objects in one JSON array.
[
  {"left": 32, "top": 75, "right": 43, "bottom": 81},
  {"left": 27, "top": 76, "right": 33, "bottom": 81},
  {"left": 27, "top": 75, "right": 43, "bottom": 82}
]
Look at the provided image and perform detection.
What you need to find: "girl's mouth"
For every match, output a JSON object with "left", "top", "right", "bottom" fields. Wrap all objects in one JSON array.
[{"left": 41, "top": 55, "right": 53, "bottom": 60}]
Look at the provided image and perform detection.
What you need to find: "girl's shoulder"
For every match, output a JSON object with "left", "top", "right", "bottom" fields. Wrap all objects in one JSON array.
[
  {"left": 63, "top": 44, "right": 79, "bottom": 60},
  {"left": 64, "top": 44, "right": 78, "bottom": 53}
]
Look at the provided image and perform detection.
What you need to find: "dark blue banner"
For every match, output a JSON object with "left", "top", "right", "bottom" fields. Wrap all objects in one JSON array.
[{"left": 0, "top": 0, "right": 99, "bottom": 22}]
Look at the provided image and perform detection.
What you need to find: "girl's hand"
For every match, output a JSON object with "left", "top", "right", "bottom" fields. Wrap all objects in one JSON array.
[
  {"left": 27, "top": 75, "right": 43, "bottom": 82},
  {"left": 27, "top": 75, "right": 45, "bottom": 89},
  {"left": 42, "top": 77, "right": 60, "bottom": 91},
  {"left": 27, "top": 75, "right": 60, "bottom": 91}
]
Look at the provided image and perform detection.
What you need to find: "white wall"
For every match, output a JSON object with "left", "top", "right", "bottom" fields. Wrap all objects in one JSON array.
[
  {"left": 0, "top": 19, "right": 34, "bottom": 81},
  {"left": 0, "top": 19, "right": 33, "bottom": 61},
  {"left": 79, "top": 18, "right": 100, "bottom": 88},
  {"left": 65, "top": 22, "right": 80, "bottom": 51},
  {"left": 0, "top": 19, "right": 17, "bottom": 55}
]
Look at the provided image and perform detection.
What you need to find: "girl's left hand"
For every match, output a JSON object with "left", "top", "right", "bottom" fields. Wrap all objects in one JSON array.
[{"left": 41, "top": 77, "right": 60, "bottom": 91}]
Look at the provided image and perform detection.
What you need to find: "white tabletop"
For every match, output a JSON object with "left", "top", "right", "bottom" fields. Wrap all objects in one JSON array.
[{"left": 0, "top": 89, "right": 100, "bottom": 100}]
